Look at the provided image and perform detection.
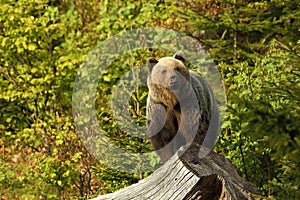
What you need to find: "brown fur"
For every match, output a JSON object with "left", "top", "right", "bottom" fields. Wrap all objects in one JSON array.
[{"left": 146, "top": 51, "right": 218, "bottom": 162}]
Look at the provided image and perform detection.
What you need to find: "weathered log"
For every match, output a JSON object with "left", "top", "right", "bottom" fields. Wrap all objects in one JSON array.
[{"left": 91, "top": 144, "right": 260, "bottom": 200}]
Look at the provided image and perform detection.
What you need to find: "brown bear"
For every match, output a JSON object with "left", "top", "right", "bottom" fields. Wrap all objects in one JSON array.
[{"left": 146, "top": 51, "right": 219, "bottom": 162}]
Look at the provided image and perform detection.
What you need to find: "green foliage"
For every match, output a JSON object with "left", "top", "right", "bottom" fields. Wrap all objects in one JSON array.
[
  {"left": 217, "top": 40, "right": 300, "bottom": 198},
  {"left": 0, "top": 0, "right": 86, "bottom": 198},
  {"left": 0, "top": 0, "right": 299, "bottom": 199},
  {"left": 93, "top": 165, "right": 140, "bottom": 194},
  {"left": 176, "top": 0, "right": 300, "bottom": 198}
]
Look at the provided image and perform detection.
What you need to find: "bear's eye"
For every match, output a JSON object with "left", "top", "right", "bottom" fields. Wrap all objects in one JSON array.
[
  {"left": 174, "top": 67, "right": 180, "bottom": 71},
  {"left": 162, "top": 69, "right": 167, "bottom": 74}
]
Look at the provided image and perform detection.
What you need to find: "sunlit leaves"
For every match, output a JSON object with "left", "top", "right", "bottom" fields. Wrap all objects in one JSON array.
[{"left": 217, "top": 39, "right": 300, "bottom": 198}]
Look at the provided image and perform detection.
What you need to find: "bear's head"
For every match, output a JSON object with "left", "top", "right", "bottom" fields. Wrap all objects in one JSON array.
[{"left": 147, "top": 51, "right": 190, "bottom": 96}]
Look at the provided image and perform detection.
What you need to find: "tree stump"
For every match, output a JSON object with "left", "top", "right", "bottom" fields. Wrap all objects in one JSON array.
[{"left": 91, "top": 144, "right": 260, "bottom": 200}]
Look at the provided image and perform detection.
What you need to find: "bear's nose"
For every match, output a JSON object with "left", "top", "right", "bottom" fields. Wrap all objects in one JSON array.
[{"left": 170, "top": 75, "right": 177, "bottom": 82}]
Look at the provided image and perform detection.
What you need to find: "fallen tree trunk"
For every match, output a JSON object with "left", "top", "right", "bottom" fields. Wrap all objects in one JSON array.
[{"left": 91, "top": 144, "right": 260, "bottom": 200}]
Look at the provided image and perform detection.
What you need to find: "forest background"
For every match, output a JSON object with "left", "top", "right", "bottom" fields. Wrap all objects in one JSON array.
[{"left": 0, "top": 0, "right": 299, "bottom": 199}]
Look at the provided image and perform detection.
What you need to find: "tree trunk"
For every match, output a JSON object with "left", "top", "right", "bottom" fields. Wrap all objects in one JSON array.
[{"left": 91, "top": 144, "right": 260, "bottom": 200}]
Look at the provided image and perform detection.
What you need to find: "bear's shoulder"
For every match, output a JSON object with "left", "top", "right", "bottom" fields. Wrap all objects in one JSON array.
[{"left": 190, "top": 71, "right": 213, "bottom": 112}]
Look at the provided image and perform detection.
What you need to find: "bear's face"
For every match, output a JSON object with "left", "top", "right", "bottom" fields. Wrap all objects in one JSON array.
[{"left": 147, "top": 51, "right": 190, "bottom": 93}]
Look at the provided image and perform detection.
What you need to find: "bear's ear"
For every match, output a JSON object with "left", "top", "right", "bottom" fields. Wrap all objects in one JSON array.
[
  {"left": 173, "top": 51, "right": 186, "bottom": 65},
  {"left": 147, "top": 57, "right": 158, "bottom": 72}
]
